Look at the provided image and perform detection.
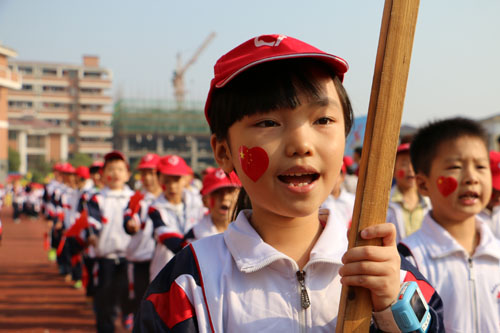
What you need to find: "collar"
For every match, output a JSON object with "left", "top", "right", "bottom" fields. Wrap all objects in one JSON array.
[
  {"left": 224, "top": 209, "right": 347, "bottom": 273},
  {"left": 100, "top": 185, "right": 133, "bottom": 198},
  {"left": 420, "top": 213, "right": 500, "bottom": 260},
  {"left": 390, "top": 186, "right": 429, "bottom": 208}
]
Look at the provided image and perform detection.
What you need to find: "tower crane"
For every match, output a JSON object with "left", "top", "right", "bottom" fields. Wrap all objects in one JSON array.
[{"left": 172, "top": 32, "right": 216, "bottom": 110}]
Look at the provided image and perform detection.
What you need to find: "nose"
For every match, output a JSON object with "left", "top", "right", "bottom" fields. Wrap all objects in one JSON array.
[
  {"left": 284, "top": 123, "right": 313, "bottom": 157},
  {"left": 463, "top": 164, "right": 479, "bottom": 185}
]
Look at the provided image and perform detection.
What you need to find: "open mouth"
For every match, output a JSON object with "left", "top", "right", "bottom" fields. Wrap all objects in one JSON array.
[
  {"left": 278, "top": 172, "right": 320, "bottom": 187},
  {"left": 459, "top": 191, "right": 479, "bottom": 200}
]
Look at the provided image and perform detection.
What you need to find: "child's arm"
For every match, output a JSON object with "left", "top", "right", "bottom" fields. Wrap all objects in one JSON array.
[
  {"left": 340, "top": 223, "right": 444, "bottom": 331},
  {"left": 148, "top": 207, "right": 186, "bottom": 254}
]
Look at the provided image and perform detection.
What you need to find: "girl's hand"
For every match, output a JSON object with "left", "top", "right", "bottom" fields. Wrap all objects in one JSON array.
[{"left": 338, "top": 223, "right": 400, "bottom": 311}]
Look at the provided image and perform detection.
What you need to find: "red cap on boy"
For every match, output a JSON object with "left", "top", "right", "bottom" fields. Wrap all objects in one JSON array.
[
  {"left": 490, "top": 151, "right": 500, "bottom": 191},
  {"left": 104, "top": 150, "right": 129, "bottom": 169},
  {"left": 157, "top": 155, "right": 192, "bottom": 176},
  {"left": 201, "top": 168, "right": 241, "bottom": 196},
  {"left": 204, "top": 34, "right": 349, "bottom": 123},
  {"left": 138, "top": 153, "right": 160, "bottom": 170}
]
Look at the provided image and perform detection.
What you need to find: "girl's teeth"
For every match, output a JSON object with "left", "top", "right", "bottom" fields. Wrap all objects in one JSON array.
[{"left": 290, "top": 182, "right": 309, "bottom": 187}]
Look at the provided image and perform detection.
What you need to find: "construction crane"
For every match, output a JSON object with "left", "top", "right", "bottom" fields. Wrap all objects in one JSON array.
[{"left": 173, "top": 32, "right": 216, "bottom": 110}]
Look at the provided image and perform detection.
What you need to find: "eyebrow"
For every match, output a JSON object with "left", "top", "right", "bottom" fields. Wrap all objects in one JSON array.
[{"left": 307, "top": 96, "right": 341, "bottom": 108}]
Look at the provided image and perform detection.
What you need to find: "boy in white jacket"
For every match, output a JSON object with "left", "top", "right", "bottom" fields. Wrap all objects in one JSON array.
[{"left": 400, "top": 117, "right": 500, "bottom": 332}]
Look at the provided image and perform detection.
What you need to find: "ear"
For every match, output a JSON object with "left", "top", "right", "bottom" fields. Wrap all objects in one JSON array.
[
  {"left": 211, "top": 134, "right": 234, "bottom": 173},
  {"left": 416, "top": 173, "right": 430, "bottom": 196}
]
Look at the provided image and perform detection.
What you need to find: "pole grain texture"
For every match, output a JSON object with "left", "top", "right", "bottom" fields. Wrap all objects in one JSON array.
[{"left": 335, "top": 0, "right": 420, "bottom": 331}]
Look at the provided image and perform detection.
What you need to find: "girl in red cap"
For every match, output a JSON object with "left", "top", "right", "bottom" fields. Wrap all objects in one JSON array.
[{"left": 135, "top": 34, "right": 444, "bottom": 332}]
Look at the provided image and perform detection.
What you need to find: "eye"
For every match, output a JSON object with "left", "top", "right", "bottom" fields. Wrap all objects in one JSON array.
[
  {"left": 314, "top": 117, "right": 334, "bottom": 125},
  {"left": 447, "top": 165, "right": 461, "bottom": 170},
  {"left": 255, "top": 120, "right": 279, "bottom": 127}
]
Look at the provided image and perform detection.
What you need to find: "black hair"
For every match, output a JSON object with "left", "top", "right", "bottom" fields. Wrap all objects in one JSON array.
[
  {"left": 103, "top": 157, "right": 127, "bottom": 171},
  {"left": 354, "top": 146, "right": 362, "bottom": 157},
  {"left": 410, "top": 117, "right": 488, "bottom": 176},
  {"left": 89, "top": 166, "right": 101, "bottom": 174},
  {"left": 206, "top": 58, "right": 354, "bottom": 220}
]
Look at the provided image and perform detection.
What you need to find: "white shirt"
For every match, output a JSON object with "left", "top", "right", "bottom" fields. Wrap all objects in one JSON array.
[{"left": 401, "top": 213, "right": 500, "bottom": 333}]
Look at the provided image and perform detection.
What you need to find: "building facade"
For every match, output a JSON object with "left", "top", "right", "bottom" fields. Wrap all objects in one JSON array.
[
  {"left": 113, "top": 99, "right": 214, "bottom": 173},
  {"left": 0, "top": 43, "right": 22, "bottom": 182},
  {"left": 7, "top": 55, "right": 113, "bottom": 174}
]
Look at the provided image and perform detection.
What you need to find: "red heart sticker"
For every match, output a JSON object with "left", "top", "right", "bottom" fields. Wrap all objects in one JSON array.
[
  {"left": 437, "top": 176, "right": 457, "bottom": 197},
  {"left": 239, "top": 146, "right": 269, "bottom": 182},
  {"left": 396, "top": 170, "right": 405, "bottom": 179}
]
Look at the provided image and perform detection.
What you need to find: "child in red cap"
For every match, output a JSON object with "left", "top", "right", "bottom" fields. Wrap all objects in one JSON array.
[
  {"left": 477, "top": 150, "right": 500, "bottom": 237},
  {"left": 183, "top": 168, "right": 241, "bottom": 243},
  {"left": 147, "top": 155, "right": 205, "bottom": 281},
  {"left": 135, "top": 34, "right": 443, "bottom": 332},
  {"left": 386, "top": 142, "right": 431, "bottom": 243},
  {"left": 123, "top": 153, "right": 163, "bottom": 319}
]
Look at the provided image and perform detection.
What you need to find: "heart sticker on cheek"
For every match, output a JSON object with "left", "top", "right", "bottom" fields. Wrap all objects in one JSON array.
[
  {"left": 437, "top": 176, "right": 458, "bottom": 197},
  {"left": 239, "top": 146, "right": 269, "bottom": 182},
  {"left": 396, "top": 170, "right": 405, "bottom": 179}
]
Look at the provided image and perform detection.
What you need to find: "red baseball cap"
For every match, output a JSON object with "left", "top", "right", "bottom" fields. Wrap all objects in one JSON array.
[
  {"left": 76, "top": 166, "right": 90, "bottom": 179},
  {"left": 204, "top": 34, "right": 349, "bottom": 123},
  {"left": 138, "top": 153, "right": 160, "bottom": 170},
  {"left": 60, "top": 162, "right": 75, "bottom": 174},
  {"left": 490, "top": 151, "right": 500, "bottom": 191},
  {"left": 104, "top": 150, "right": 129, "bottom": 169},
  {"left": 343, "top": 156, "right": 354, "bottom": 168},
  {"left": 53, "top": 162, "right": 63, "bottom": 172},
  {"left": 157, "top": 155, "right": 192, "bottom": 176},
  {"left": 397, "top": 143, "right": 411, "bottom": 154},
  {"left": 201, "top": 168, "right": 241, "bottom": 196}
]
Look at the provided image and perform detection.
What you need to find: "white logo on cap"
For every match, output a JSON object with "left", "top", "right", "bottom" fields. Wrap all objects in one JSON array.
[
  {"left": 215, "top": 169, "right": 226, "bottom": 179},
  {"left": 168, "top": 156, "right": 179, "bottom": 165},
  {"left": 144, "top": 154, "right": 154, "bottom": 162},
  {"left": 254, "top": 35, "right": 287, "bottom": 48}
]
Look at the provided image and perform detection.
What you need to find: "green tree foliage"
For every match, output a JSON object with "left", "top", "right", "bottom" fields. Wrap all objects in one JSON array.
[
  {"left": 8, "top": 147, "right": 20, "bottom": 173},
  {"left": 69, "top": 152, "right": 93, "bottom": 167}
]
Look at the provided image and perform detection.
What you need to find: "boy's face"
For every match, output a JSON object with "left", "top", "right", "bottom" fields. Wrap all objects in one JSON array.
[
  {"left": 213, "top": 74, "right": 345, "bottom": 220},
  {"left": 416, "top": 136, "right": 491, "bottom": 225},
  {"left": 394, "top": 152, "right": 416, "bottom": 191},
  {"left": 160, "top": 174, "right": 187, "bottom": 203},
  {"left": 209, "top": 187, "right": 240, "bottom": 223},
  {"left": 140, "top": 169, "right": 159, "bottom": 192},
  {"left": 102, "top": 160, "right": 130, "bottom": 190}
]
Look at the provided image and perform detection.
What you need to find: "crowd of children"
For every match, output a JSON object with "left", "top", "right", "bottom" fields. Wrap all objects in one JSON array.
[{"left": 2, "top": 33, "right": 500, "bottom": 332}]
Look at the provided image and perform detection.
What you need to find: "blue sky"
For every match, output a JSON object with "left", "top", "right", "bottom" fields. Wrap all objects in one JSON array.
[{"left": 1, "top": 0, "right": 499, "bottom": 127}]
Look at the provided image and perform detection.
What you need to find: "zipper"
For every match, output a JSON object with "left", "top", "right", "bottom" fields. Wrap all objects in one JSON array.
[
  {"left": 468, "top": 258, "right": 479, "bottom": 332},
  {"left": 296, "top": 270, "right": 310, "bottom": 333}
]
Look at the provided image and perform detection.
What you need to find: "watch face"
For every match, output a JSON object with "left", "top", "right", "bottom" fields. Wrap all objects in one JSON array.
[{"left": 410, "top": 290, "right": 426, "bottom": 321}]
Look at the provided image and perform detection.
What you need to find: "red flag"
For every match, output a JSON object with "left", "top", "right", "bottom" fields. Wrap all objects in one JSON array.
[
  {"left": 43, "top": 231, "right": 50, "bottom": 250},
  {"left": 129, "top": 191, "right": 144, "bottom": 216},
  {"left": 65, "top": 210, "right": 89, "bottom": 238}
]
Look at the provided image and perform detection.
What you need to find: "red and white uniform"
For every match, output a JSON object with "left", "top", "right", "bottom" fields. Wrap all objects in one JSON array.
[{"left": 400, "top": 213, "right": 500, "bottom": 332}]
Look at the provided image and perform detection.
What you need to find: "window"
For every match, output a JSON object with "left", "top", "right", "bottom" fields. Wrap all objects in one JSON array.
[
  {"left": 43, "top": 85, "right": 66, "bottom": 93},
  {"left": 8, "top": 131, "right": 17, "bottom": 140},
  {"left": 83, "top": 71, "right": 101, "bottom": 78},
  {"left": 21, "top": 84, "right": 33, "bottom": 91},
  {"left": 8, "top": 100, "right": 33, "bottom": 108},
  {"left": 27, "top": 135, "right": 45, "bottom": 148},
  {"left": 18, "top": 66, "right": 33, "bottom": 75},
  {"left": 42, "top": 68, "right": 57, "bottom": 76}
]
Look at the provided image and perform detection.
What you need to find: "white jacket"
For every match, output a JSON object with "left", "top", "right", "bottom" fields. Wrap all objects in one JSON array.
[
  {"left": 320, "top": 189, "right": 355, "bottom": 228},
  {"left": 400, "top": 213, "right": 500, "bottom": 333},
  {"left": 136, "top": 209, "right": 444, "bottom": 332}
]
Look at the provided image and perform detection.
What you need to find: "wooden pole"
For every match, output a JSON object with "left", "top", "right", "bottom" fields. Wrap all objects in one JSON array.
[{"left": 335, "top": 0, "right": 420, "bottom": 332}]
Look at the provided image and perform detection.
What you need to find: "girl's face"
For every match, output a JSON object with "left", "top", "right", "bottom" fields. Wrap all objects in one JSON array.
[
  {"left": 394, "top": 152, "right": 416, "bottom": 191},
  {"left": 140, "top": 169, "right": 159, "bottom": 192},
  {"left": 213, "top": 75, "right": 345, "bottom": 221},
  {"left": 209, "top": 187, "right": 240, "bottom": 224}
]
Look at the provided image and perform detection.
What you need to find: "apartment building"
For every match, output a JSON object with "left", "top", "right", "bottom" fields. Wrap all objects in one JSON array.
[
  {"left": 7, "top": 55, "right": 113, "bottom": 174},
  {"left": 0, "top": 43, "right": 22, "bottom": 181}
]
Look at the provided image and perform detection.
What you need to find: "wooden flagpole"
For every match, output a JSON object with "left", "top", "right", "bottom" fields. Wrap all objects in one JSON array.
[{"left": 335, "top": 0, "right": 420, "bottom": 331}]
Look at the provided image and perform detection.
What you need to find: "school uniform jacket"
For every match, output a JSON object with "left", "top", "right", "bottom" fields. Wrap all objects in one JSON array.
[
  {"left": 183, "top": 214, "right": 221, "bottom": 243},
  {"left": 399, "top": 213, "right": 500, "bottom": 332},
  {"left": 123, "top": 190, "right": 158, "bottom": 262},
  {"left": 134, "top": 210, "right": 444, "bottom": 332},
  {"left": 87, "top": 186, "right": 134, "bottom": 259},
  {"left": 147, "top": 191, "right": 205, "bottom": 281}
]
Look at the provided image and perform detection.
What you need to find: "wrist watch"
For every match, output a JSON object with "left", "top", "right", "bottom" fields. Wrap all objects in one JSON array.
[{"left": 372, "top": 281, "right": 431, "bottom": 333}]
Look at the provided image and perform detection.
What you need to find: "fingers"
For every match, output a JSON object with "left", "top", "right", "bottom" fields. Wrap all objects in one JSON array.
[
  {"left": 342, "top": 245, "right": 396, "bottom": 264},
  {"left": 360, "top": 222, "right": 397, "bottom": 246}
]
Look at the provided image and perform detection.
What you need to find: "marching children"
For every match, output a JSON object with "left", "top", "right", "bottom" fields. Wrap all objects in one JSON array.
[
  {"left": 135, "top": 34, "right": 444, "bottom": 332},
  {"left": 399, "top": 117, "right": 500, "bottom": 332},
  {"left": 123, "top": 153, "right": 162, "bottom": 318},
  {"left": 87, "top": 151, "right": 134, "bottom": 332},
  {"left": 183, "top": 168, "right": 241, "bottom": 243},
  {"left": 387, "top": 143, "right": 431, "bottom": 243},
  {"left": 147, "top": 154, "right": 205, "bottom": 281}
]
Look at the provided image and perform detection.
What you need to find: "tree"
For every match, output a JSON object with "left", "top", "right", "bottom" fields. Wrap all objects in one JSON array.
[
  {"left": 8, "top": 147, "right": 20, "bottom": 173},
  {"left": 69, "top": 152, "right": 93, "bottom": 167}
]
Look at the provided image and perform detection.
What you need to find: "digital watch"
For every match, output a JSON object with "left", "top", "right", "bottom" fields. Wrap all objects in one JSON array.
[{"left": 372, "top": 281, "right": 431, "bottom": 333}]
